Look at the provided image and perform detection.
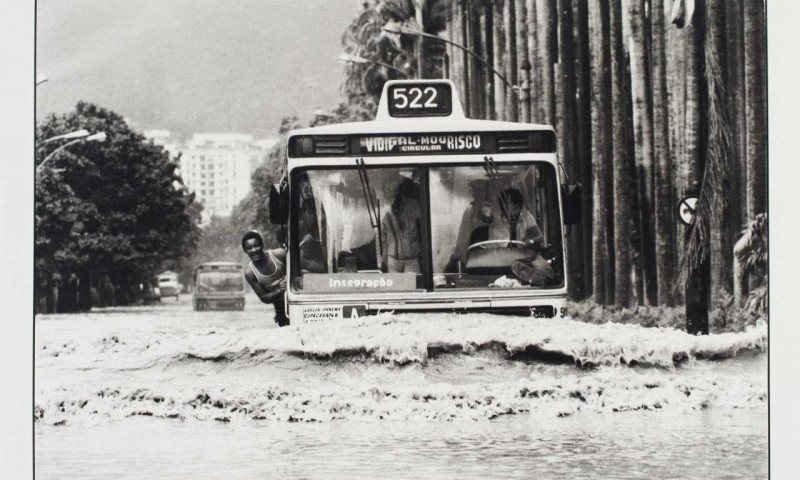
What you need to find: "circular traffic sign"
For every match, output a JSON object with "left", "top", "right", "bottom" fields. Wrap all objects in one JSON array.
[{"left": 678, "top": 196, "right": 699, "bottom": 226}]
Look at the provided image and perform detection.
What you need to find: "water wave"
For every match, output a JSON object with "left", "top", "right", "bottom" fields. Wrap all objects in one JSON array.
[
  {"left": 34, "top": 365, "right": 766, "bottom": 426},
  {"left": 38, "top": 313, "right": 767, "bottom": 370}
]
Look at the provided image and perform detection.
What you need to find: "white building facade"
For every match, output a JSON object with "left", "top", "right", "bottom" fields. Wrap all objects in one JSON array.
[
  {"left": 179, "top": 133, "right": 263, "bottom": 220},
  {"left": 144, "top": 131, "right": 277, "bottom": 223}
]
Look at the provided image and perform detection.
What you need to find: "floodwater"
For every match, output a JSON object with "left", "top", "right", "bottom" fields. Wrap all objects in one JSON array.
[{"left": 35, "top": 295, "right": 768, "bottom": 479}]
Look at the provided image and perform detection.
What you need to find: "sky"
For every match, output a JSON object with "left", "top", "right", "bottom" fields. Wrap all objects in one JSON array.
[{"left": 35, "top": 0, "right": 361, "bottom": 139}]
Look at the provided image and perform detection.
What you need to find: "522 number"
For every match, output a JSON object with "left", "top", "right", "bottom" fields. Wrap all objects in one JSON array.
[{"left": 391, "top": 86, "right": 438, "bottom": 110}]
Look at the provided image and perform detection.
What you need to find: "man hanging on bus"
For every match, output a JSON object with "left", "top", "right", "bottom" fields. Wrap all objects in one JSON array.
[{"left": 241, "top": 230, "right": 290, "bottom": 327}]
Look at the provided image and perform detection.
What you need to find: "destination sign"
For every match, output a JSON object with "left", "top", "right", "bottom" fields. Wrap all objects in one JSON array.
[
  {"left": 387, "top": 82, "right": 452, "bottom": 117},
  {"left": 288, "top": 131, "right": 556, "bottom": 157},
  {"left": 354, "top": 133, "right": 486, "bottom": 155}
]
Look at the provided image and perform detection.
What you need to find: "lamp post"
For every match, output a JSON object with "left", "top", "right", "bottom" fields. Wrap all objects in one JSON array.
[
  {"left": 37, "top": 131, "right": 106, "bottom": 174},
  {"left": 36, "top": 74, "right": 49, "bottom": 86},
  {"left": 338, "top": 53, "right": 412, "bottom": 79}
]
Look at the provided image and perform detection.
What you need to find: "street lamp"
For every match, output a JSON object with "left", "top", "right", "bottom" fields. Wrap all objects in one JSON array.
[
  {"left": 37, "top": 130, "right": 106, "bottom": 174},
  {"left": 36, "top": 74, "right": 49, "bottom": 86},
  {"left": 338, "top": 52, "right": 411, "bottom": 79},
  {"left": 382, "top": 25, "right": 518, "bottom": 94},
  {"left": 39, "top": 129, "right": 90, "bottom": 145}
]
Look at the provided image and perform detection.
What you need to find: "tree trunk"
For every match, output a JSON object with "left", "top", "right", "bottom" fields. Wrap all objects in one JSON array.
[
  {"left": 651, "top": 0, "right": 676, "bottom": 306},
  {"left": 78, "top": 265, "right": 93, "bottom": 311},
  {"left": 572, "top": 0, "right": 592, "bottom": 298},
  {"left": 627, "top": 0, "right": 657, "bottom": 305},
  {"left": 683, "top": 2, "right": 705, "bottom": 199},
  {"left": 588, "top": 0, "right": 613, "bottom": 305},
  {"left": 677, "top": 0, "right": 704, "bottom": 309},
  {"left": 460, "top": 0, "right": 472, "bottom": 116},
  {"left": 685, "top": 247, "right": 710, "bottom": 335},
  {"left": 504, "top": 0, "right": 519, "bottom": 121},
  {"left": 444, "top": 2, "right": 452, "bottom": 79},
  {"left": 666, "top": 0, "right": 686, "bottom": 304},
  {"left": 45, "top": 271, "right": 58, "bottom": 313},
  {"left": 483, "top": 4, "right": 496, "bottom": 119},
  {"left": 515, "top": 0, "right": 530, "bottom": 121},
  {"left": 450, "top": 1, "right": 463, "bottom": 108},
  {"left": 493, "top": 0, "right": 507, "bottom": 120},
  {"left": 468, "top": 2, "right": 485, "bottom": 119},
  {"left": 537, "top": 0, "right": 557, "bottom": 124},
  {"left": 726, "top": 0, "right": 746, "bottom": 240},
  {"left": 610, "top": 0, "right": 636, "bottom": 307},
  {"left": 744, "top": 0, "right": 767, "bottom": 220},
  {"left": 706, "top": 0, "right": 733, "bottom": 301},
  {"left": 683, "top": 0, "right": 710, "bottom": 333},
  {"left": 555, "top": 0, "right": 580, "bottom": 298},
  {"left": 526, "top": 0, "right": 539, "bottom": 121}
]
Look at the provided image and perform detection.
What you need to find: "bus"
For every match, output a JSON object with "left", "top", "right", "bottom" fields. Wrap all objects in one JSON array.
[
  {"left": 268, "top": 79, "right": 581, "bottom": 325},
  {"left": 193, "top": 262, "right": 246, "bottom": 311}
]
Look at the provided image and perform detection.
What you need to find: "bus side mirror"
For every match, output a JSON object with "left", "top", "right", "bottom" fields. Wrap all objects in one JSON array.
[
  {"left": 562, "top": 183, "right": 582, "bottom": 225},
  {"left": 269, "top": 182, "right": 289, "bottom": 225}
]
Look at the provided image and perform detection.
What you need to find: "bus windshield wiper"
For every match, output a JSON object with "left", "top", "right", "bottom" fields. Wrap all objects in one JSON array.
[
  {"left": 483, "top": 156, "right": 512, "bottom": 223},
  {"left": 355, "top": 158, "right": 384, "bottom": 260}
]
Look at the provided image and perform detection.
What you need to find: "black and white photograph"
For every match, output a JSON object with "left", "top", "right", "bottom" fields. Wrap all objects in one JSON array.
[{"left": 1, "top": 0, "right": 794, "bottom": 478}]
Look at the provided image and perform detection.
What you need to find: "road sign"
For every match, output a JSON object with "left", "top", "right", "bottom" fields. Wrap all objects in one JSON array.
[{"left": 678, "top": 196, "right": 699, "bottom": 226}]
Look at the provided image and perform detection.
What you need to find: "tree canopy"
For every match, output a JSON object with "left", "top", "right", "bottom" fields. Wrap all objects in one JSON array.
[{"left": 36, "top": 101, "right": 201, "bottom": 307}]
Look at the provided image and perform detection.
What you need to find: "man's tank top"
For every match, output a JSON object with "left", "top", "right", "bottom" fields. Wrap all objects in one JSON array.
[{"left": 248, "top": 249, "right": 285, "bottom": 287}]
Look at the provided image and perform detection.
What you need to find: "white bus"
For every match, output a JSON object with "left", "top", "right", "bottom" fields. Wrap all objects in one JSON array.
[{"left": 269, "top": 79, "right": 581, "bottom": 324}]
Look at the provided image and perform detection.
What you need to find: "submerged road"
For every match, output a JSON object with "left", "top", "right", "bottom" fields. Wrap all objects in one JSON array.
[{"left": 35, "top": 294, "right": 768, "bottom": 479}]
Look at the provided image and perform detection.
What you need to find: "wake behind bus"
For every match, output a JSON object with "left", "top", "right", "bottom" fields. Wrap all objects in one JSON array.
[{"left": 268, "top": 79, "right": 581, "bottom": 325}]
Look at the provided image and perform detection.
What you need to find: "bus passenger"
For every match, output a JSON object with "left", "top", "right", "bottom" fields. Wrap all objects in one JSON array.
[
  {"left": 381, "top": 178, "right": 421, "bottom": 273},
  {"left": 298, "top": 199, "right": 325, "bottom": 272},
  {"left": 241, "top": 230, "right": 289, "bottom": 327}
]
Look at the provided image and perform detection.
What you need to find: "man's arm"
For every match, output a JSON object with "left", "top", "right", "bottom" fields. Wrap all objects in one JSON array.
[
  {"left": 521, "top": 211, "right": 545, "bottom": 249},
  {"left": 244, "top": 270, "right": 284, "bottom": 304}
]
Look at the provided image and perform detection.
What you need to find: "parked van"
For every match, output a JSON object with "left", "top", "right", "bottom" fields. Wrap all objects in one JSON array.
[
  {"left": 157, "top": 271, "right": 182, "bottom": 300},
  {"left": 193, "top": 262, "right": 246, "bottom": 311}
]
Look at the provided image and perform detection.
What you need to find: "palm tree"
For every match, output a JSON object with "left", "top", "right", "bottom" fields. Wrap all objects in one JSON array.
[
  {"left": 610, "top": 0, "right": 638, "bottom": 307},
  {"left": 341, "top": 0, "right": 448, "bottom": 106},
  {"left": 651, "top": 0, "right": 676, "bottom": 306},
  {"left": 744, "top": 0, "right": 766, "bottom": 220},
  {"left": 588, "top": 0, "right": 613, "bottom": 305}
]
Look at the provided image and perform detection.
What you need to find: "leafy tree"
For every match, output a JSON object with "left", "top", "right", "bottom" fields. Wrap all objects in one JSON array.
[
  {"left": 36, "top": 101, "right": 201, "bottom": 310},
  {"left": 341, "top": 0, "right": 447, "bottom": 111}
]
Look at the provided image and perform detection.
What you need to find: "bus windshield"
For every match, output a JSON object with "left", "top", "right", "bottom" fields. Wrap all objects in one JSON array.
[
  {"left": 291, "top": 162, "right": 563, "bottom": 293},
  {"left": 196, "top": 269, "right": 244, "bottom": 293}
]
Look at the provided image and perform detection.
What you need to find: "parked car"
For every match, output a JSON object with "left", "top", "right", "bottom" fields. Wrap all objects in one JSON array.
[
  {"left": 193, "top": 262, "right": 246, "bottom": 311},
  {"left": 157, "top": 271, "right": 182, "bottom": 300},
  {"left": 142, "top": 283, "right": 161, "bottom": 304}
]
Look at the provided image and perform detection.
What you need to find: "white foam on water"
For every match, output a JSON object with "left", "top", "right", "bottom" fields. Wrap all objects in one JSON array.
[{"left": 35, "top": 310, "right": 767, "bottom": 427}]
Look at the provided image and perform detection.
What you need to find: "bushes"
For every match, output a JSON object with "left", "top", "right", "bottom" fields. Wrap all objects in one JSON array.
[{"left": 568, "top": 296, "right": 764, "bottom": 334}]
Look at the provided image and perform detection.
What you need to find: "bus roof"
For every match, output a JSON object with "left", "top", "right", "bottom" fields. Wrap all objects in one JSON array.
[{"left": 288, "top": 117, "right": 553, "bottom": 137}]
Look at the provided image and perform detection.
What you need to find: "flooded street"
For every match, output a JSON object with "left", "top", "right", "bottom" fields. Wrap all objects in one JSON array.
[{"left": 35, "top": 295, "right": 767, "bottom": 479}]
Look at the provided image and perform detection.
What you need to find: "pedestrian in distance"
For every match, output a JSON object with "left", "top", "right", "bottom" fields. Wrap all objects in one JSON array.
[{"left": 241, "top": 230, "right": 289, "bottom": 327}]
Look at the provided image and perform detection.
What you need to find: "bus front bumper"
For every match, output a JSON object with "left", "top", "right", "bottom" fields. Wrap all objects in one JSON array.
[{"left": 288, "top": 295, "right": 567, "bottom": 325}]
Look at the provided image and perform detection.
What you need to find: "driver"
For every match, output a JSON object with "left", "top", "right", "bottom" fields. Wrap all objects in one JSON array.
[
  {"left": 487, "top": 188, "right": 544, "bottom": 249},
  {"left": 486, "top": 189, "right": 555, "bottom": 286}
]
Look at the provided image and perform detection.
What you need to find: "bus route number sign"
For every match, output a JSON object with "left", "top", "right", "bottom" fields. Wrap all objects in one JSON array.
[{"left": 387, "top": 83, "right": 452, "bottom": 118}]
